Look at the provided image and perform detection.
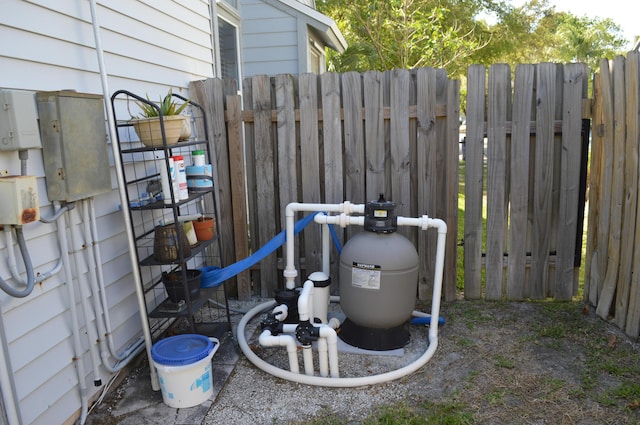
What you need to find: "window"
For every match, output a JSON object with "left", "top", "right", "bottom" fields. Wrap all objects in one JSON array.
[
  {"left": 221, "top": 0, "right": 237, "bottom": 8},
  {"left": 219, "top": 18, "right": 240, "bottom": 82},
  {"left": 308, "top": 37, "right": 325, "bottom": 74}
]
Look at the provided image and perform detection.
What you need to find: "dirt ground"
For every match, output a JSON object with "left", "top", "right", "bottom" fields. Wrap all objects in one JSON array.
[{"left": 205, "top": 299, "right": 640, "bottom": 425}]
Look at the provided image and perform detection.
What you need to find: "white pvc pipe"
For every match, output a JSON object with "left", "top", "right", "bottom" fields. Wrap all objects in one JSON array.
[
  {"left": 284, "top": 202, "right": 365, "bottom": 289},
  {"left": 280, "top": 322, "right": 338, "bottom": 378},
  {"left": 0, "top": 311, "right": 21, "bottom": 425},
  {"left": 271, "top": 303, "right": 289, "bottom": 322},
  {"left": 317, "top": 337, "right": 328, "bottom": 377},
  {"left": 88, "top": 198, "right": 145, "bottom": 362},
  {"left": 297, "top": 280, "right": 314, "bottom": 322},
  {"left": 58, "top": 212, "right": 89, "bottom": 424},
  {"left": 305, "top": 350, "right": 318, "bottom": 380},
  {"left": 237, "top": 206, "right": 447, "bottom": 387},
  {"left": 83, "top": 200, "right": 145, "bottom": 371},
  {"left": 80, "top": 202, "right": 108, "bottom": 362},
  {"left": 319, "top": 325, "right": 340, "bottom": 378},
  {"left": 89, "top": 0, "right": 158, "bottom": 391},
  {"left": 237, "top": 300, "right": 440, "bottom": 387},
  {"left": 313, "top": 213, "right": 365, "bottom": 228},
  {"left": 68, "top": 208, "right": 103, "bottom": 387},
  {"left": 258, "top": 330, "right": 299, "bottom": 374}
]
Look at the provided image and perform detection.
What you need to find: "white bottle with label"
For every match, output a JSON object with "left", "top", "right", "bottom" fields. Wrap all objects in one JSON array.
[
  {"left": 159, "top": 157, "right": 175, "bottom": 204},
  {"left": 172, "top": 155, "right": 189, "bottom": 200}
]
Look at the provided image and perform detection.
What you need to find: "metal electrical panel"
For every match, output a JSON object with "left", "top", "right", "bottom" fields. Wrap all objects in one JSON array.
[
  {"left": 0, "top": 176, "right": 40, "bottom": 225},
  {"left": 36, "top": 91, "right": 112, "bottom": 202},
  {"left": 0, "top": 90, "right": 42, "bottom": 151}
]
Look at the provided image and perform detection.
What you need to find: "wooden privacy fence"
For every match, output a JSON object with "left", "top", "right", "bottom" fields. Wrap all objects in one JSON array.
[
  {"left": 463, "top": 62, "right": 590, "bottom": 301},
  {"left": 191, "top": 68, "right": 461, "bottom": 301},
  {"left": 585, "top": 52, "right": 640, "bottom": 339}
]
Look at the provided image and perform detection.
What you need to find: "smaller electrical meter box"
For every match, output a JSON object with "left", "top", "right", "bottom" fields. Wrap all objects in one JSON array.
[
  {"left": 0, "top": 90, "right": 42, "bottom": 151},
  {"left": 0, "top": 176, "right": 40, "bottom": 225},
  {"left": 36, "top": 91, "right": 111, "bottom": 202}
]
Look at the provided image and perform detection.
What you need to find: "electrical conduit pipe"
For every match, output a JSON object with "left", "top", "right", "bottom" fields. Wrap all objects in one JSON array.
[
  {"left": 3, "top": 204, "right": 68, "bottom": 287},
  {"left": 58, "top": 211, "right": 90, "bottom": 424},
  {"left": 67, "top": 208, "right": 103, "bottom": 387},
  {"left": 81, "top": 200, "right": 145, "bottom": 371},
  {"left": 89, "top": 0, "right": 158, "bottom": 391},
  {"left": 236, "top": 205, "right": 447, "bottom": 386},
  {"left": 88, "top": 198, "right": 144, "bottom": 362}
]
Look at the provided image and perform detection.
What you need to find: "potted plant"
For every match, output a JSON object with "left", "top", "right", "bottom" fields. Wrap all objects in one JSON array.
[{"left": 130, "top": 89, "right": 191, "bottom": 147}]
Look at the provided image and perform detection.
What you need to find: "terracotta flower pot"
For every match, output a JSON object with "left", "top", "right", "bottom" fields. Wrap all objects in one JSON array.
[{"left": 193, "top": 216, "right": 214, "bottom": 241}]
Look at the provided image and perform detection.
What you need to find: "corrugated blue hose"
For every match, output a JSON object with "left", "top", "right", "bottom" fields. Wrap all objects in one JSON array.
[
  {"left": 200, "top": 212, "right": 320, "bottom": 288},
  {"left": 410, "top": 316, "right": 446, "bottom": 326}
]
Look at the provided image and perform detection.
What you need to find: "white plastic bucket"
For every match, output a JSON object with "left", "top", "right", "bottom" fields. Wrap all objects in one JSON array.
[{"left": 151, "top": 334, "right": 220, "bottom": 408}]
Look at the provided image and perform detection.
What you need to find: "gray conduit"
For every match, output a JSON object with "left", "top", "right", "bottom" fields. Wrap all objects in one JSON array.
[{"left": 0, "top": 227, "right": 35, "bottom": 298}]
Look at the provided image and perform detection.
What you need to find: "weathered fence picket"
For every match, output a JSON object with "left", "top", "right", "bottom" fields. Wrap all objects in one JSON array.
[
  {"left": 463, "top": 65, "right": 485, "bottom": 300},
  {"left": 587, "top": 52, "right": 640, "bottom": 339},
  {"left": 508, "top": 64, "right": 534, "bottom": 300},
  {"left": 192, "top": 62, "right": 597, "bottom": 314},
  {"left": 195, "top": 68, "right": 460, "bottom": 301},
  {"left": 485, "top": 64, "right": 511, "bottom": 301},
  {"left": 463, "top": 63, "right": 588, "bottom": 302}
]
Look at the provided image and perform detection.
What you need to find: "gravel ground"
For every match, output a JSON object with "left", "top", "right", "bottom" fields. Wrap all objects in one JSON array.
[
  {"left": 204, "top": 299, "right": 640, "bottom": 425},
  {"left": 86, "top": 298, "right": 640, "bottom": 425}
]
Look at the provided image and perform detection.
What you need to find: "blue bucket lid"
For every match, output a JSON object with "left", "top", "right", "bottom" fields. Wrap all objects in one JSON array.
[{"left": 151, "top": 334, "right": 215, "bottom": 366}]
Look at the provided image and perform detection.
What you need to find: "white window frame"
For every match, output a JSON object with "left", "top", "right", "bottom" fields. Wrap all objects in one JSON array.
[{"left": 210, "top": 0, "right": 242, "bottom": 87}]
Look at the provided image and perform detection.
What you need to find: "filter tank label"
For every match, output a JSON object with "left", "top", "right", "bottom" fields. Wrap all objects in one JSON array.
[{"left": 351, "top": 262, "right": 381, "bottom": 290}]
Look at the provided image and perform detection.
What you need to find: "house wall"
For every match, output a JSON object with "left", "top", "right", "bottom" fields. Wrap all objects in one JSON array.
[
  {"left": 241, "top": 0, "right": 302, "bottom": 76},
  {"left": 0, "top": 1, "right": 214, "bottom": 424}
]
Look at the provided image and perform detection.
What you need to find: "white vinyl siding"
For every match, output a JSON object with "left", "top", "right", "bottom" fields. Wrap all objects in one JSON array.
[{"left": 0, "top": 1, "right": 214, "bottom": 424}]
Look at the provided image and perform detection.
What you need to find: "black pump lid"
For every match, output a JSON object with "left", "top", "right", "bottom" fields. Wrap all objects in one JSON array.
[{"left": 364, "top": 194, "right": 397, "bottom": 233}]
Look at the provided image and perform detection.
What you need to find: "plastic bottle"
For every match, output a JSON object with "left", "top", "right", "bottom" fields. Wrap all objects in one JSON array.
[
  {"left": 191, "top": 150, "right": 206, "bottom": 167},
  {"left": 159, "top": 157, "right": 175, "bottom": 204},
  {"left": 172, "top": 155, "right": 189, "bottom": 200}
]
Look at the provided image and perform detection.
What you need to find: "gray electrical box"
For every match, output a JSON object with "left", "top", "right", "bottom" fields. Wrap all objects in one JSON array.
[
  {"left": 0, "top": 89, "right": 42, "bottom": 151},
  {"left": 36, "top": 91, "right": 112, "bottom": 202}
]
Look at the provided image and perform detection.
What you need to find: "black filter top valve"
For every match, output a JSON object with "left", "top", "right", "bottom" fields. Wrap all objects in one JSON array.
[
  {"left": 364, "top": 193, "right": 397, "bottom": 233},
  {"left": 261, "top": 313, "right": 284, "bottom": 335},
  {"left": 295, "top": 320, "right": 319, "bottom": 346}
]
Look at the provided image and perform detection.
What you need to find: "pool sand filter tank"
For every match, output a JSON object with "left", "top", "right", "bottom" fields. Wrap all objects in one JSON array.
[{"left": 236, "top": 195, "right": 447, "bottom": 387}]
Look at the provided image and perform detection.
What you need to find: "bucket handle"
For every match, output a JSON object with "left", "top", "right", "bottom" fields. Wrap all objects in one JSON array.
[{"left": 208, "top": 337, "right": 220, "bottom": 358}]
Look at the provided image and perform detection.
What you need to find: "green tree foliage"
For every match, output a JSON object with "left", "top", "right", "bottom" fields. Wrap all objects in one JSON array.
[{"left": 317, "top": 0, "right": 628, "bottom": 78}]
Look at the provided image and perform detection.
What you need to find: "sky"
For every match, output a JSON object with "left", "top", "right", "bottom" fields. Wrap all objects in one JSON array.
[{"left": 525, "top": 0, "right": 639, "bottom": 49}]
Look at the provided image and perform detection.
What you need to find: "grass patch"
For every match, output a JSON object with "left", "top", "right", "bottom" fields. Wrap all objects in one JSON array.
[
  {"left": 494, "top": 354, "right": 515, "bottom": 369},
  {"left": 301, "top": 401, "right": 474, "bottom": 425}
]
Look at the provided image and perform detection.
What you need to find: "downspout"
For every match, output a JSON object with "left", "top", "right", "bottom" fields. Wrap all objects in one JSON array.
[{"left": 88, "top": 0, "right": 158, "bottom": 390}]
